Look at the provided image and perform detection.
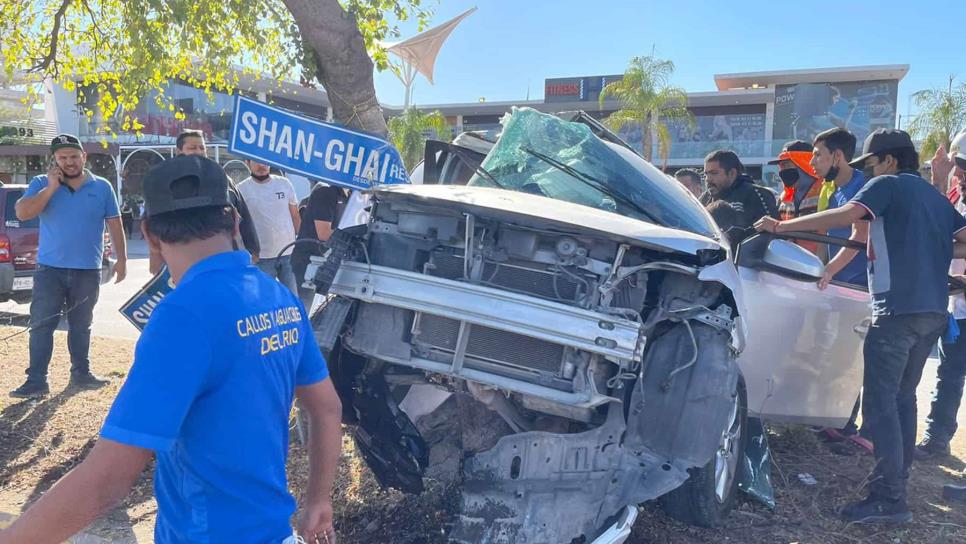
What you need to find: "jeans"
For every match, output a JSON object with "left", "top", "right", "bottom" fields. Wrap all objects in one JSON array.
[
  {"left": 862, "top": 312, "right": 947, "bottom": 500},
  {"left": 257, "top": 255, "right": 298, "bottom": 295},
  {"left": 924, "top": 318, "right": 966, "bottom": 444},
  {"left": 27, "top": 266, "right": 101, "bottom": 383}
]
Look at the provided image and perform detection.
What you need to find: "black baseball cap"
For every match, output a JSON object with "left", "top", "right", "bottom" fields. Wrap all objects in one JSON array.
[
  {"left": 142, "top": 155, "right": 230, "bottom": 217},
  {"left": 767, "top": 140, "right": 813, "bottom": 164},
  {"left": 849, "top": 129, "right": 915, "bottom": 168},
  {"left": 50, "top": 134, "right": 83, "bottom": 153}
]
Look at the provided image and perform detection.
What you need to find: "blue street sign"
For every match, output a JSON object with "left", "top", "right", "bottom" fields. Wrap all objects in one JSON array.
[
  {"left": 229, "top": 95, "right": 409, "bottom": 190},
  {"left": 119, "top": 267, "right": 176, "bottom": 332}
]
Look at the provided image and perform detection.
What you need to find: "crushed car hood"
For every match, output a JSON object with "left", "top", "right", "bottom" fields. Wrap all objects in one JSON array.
[{"left": 373, "top": 184, "right": 726, "bottom": 256}]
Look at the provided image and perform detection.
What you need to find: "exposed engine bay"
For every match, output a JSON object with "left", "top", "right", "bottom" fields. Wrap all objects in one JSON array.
[{"left": 311, "top": 183, "right": 743, "bottom": 543}]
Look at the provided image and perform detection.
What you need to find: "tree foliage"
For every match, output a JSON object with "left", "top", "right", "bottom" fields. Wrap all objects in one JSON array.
[
  {"left": 388, "top": 107, "right": 449, "bottom": 169},
  {"left": 0, "top": 0, "right": 435, "bottom": 136},
  {"left": 599, "top": 55, "right": 691, "bottom": 165},
  {"left": 908, "top": 75, "right": 966, "bottom": 159}
]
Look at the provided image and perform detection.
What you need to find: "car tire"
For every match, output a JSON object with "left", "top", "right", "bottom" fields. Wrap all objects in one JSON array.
[{"left": 660, "top": 375, "right": 747, "bottom": 528}]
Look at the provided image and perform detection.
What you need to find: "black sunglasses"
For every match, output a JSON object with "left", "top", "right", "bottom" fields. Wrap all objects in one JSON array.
[{"left": 956, "top": 156, "right": 966, "bottom": 172}]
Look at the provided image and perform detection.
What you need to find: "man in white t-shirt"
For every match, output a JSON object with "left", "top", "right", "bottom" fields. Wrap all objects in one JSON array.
[{"left": 238, "top": 160, "right": 301, "bottom": 294}]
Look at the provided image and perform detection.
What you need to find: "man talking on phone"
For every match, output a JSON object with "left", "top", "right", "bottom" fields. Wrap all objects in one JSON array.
[{"left": 9, "top": 134, "right": 127, "bottom": 399}]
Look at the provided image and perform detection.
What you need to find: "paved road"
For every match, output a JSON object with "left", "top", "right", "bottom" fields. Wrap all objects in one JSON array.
[{"left": 0, "top": 238, "right": 153, "bottom": 341}]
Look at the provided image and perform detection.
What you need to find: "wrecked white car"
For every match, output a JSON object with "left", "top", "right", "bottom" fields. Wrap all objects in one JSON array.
[{"left": 306, "top": 108, "right": 868, "bottom": 543}]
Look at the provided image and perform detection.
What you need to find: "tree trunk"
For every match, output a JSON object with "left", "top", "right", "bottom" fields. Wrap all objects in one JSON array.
[
  {"left": 282, "top": 0, "right": 388, "bottom": 138},
  {"left": 642, "top": 113, "right": 653, "bottom": 162}
]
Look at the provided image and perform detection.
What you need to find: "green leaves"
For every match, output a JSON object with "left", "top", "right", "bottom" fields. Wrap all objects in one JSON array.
[
  {"left": 388, "top": 107, "right": 449, "bottom": 169},
  {"left": 599, "top": 54, "right": 692, "bottom": 164},
  {"left": 908, "top": 75, "right": 966, "bottom": 159},
  {"left": 0, "top": 0, "right": 435, "bottom": 140}
]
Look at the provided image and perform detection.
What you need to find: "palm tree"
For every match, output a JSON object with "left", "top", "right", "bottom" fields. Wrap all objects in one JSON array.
[
  {"left": 908, "top": 75, "right": 966, "bottom": 159},
  {"left": 388, "top": 108, "right": 451, "bottom": 171},
  {"left": 599, "top": 55, "right": 692, "bottom": 165}
]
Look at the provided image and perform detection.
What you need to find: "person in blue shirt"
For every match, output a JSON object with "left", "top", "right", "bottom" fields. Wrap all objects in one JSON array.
[
  {"left": 0, "top": 156, "right": 344, "bottom": 544},
  {"left": 10, "top": 134, "right": 128, "bottom": 399},
  {"left": 810, "top": 127, "right": 868, "bottom": 289},
  {"left": 756, "top": 129, "right": 966, "bottom": 524}
]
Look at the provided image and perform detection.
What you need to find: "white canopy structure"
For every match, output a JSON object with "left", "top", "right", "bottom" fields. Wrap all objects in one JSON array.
[{"left": 384, "top": 7, "right": 477, "bottom": 109}]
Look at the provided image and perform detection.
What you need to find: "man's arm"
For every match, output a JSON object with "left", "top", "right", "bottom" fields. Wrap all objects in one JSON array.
[
  {"left": 106, "top": 217, "right": 127, "bottom": 283},
  {"left": 231, "top": 188, "right": 261, "bottom": 261},
  {"left": 954, "top": 228, "right": 966, "bottom": 258},
  {"left": 756, "top": 203, "right": 867, "bottom": 234},
  {"left": 295, "top": 379, "right": 343, "bottom": 539},
  {"left": 289, "top": 203, "right": 302, "bottom": 235},
  {"left": 16, "top": 170, "right": 61, "bottom": 221},
  {"left": 314, "top": 220, "right": 334, "bottom": 242},
  {"left": 818, "top": 221, "right": 869, "bottom": 289},
  {"left": 0, "top": 440, "right": 151, "bottom": 544}
]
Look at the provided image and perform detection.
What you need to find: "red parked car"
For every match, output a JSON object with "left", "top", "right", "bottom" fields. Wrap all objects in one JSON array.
[
  {"left": 0, "top": 183, "right": 116, "bottom": 304},
  {"left": 0, "top": 184, "right": 39, "bottom": 303}
]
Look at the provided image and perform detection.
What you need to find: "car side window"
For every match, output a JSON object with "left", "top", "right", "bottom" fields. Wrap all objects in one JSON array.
[{"left": 4, "top": 190, "right": 39, "bottom": 228}]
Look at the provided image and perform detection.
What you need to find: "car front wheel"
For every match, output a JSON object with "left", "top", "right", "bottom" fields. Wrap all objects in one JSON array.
[{"left": 660, "top": 375, "right": 747, "bottom": 528}]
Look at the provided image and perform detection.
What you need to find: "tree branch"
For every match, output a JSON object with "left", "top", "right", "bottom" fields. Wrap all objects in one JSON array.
[{"left": 30, "top": 0, "right": 73, "bottom": 75}]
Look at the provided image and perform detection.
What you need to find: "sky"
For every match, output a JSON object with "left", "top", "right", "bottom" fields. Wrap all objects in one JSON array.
[{"left": 373, "top": 0, "right": 960, "bottom": 122}]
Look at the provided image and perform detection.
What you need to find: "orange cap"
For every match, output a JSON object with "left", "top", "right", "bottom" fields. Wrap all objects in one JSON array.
[{"left": 777, "top": 150, "right": 819, "bottom": 180}]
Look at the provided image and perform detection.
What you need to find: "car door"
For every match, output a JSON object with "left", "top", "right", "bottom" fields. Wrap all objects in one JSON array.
[{"left": 736, "top": 235, "right": 870, "bottom": 428}]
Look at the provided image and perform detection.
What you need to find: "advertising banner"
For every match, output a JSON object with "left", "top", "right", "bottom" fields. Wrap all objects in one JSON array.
[{"left": 773, "top": 81, "right": 898, "bottom": 145}]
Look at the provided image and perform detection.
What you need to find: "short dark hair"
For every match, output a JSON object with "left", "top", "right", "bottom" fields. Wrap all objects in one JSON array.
[
  {"left": 143, "top": 205, "right": 234, "bottom": 244},
  {"left": 704, "top": 150, "right": 744, "bottom": 175},
  {"left": 782, "top": 140, "right": 813, "bottom": 153},
  {"left": 813, "top": 128, "right": 857, "bottom": 160},
  {"left": 675, "top": 167, "right": 702, "bottom": 184},
  {"left": 875, "top": 147, "right": 920, "bottom": 172},
  {"left": 175, "top": 129, "right": 205, "bottom": 151}
]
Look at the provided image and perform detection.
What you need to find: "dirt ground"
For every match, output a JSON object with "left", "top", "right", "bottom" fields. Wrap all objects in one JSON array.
[{"left": 2, "top": 327, "right": 966, "bottom": 544}]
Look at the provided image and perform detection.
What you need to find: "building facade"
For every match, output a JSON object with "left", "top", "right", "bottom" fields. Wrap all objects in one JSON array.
[{"left": 0, "top": 64, "right": 908, "bottom": 194}]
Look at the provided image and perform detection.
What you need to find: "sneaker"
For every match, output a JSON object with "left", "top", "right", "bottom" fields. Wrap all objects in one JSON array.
[
  {"left": 68, "top": 372, "right": 110, "bottom": 390},
  {"left": 944, "top": 484, "right": 966, "bottom": 503},
  {"left": 915, "top": 436, "right": 951, "bottom": 460},
  {"left": 841, "top": 495, "right": 912, "bottom": 524},
  {"left": 10, "top": 380, "right": 50, "bottom": 399}
]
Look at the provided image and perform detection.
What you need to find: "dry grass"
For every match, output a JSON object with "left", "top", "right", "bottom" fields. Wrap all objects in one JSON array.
[{"left": 2, "top": 326, "right": 966, "bottom": 543}]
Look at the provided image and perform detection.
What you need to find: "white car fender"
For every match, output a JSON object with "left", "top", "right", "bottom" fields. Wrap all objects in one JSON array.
[{"left": 698, "top": 259, "right": 748, "bottom": 352}]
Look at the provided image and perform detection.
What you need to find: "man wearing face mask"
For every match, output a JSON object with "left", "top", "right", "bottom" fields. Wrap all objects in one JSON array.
[
  {"left": 770, "top": 140, "right": 822, "bottom": 253},
  {"left": 811, "top": 128, "right": 868, "bottom": 288},
  {"left": 772, "top": 140, "right": 822, "bottom": 221},
  {"left": 755, "top": 129, "right": 966, "bottom": 523}
]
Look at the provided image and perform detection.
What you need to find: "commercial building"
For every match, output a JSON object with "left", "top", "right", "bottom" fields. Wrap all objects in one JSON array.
[
  {"left": 0, "top": 64, "right": 908, "bottom": 194},
  {"left": 418, "top": 64, "right": 909, "bottom": 189}
]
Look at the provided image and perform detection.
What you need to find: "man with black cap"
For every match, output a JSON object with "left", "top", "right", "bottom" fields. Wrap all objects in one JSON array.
[
  {"left": 0, "top": 155, "right": 344, "bottom": 544},
  {"left": 9, "top": 134, "right": 127, "bottom": 399},
  {"left": 755, "top": 129, "right": 966, "bottom": 524}
]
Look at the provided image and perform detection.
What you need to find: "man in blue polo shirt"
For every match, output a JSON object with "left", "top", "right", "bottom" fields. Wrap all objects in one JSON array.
[
  {"left": 10, "top": 134, "right": 128, "bottom": 399},
  {"left": 0, "top": 156, "right": 344, "bottom": 544},
  {"left": 756, "top": 129, "right": 966, "bottom": 524}
]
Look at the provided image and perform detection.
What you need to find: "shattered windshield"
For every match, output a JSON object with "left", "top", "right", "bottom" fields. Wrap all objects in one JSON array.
[{"left": 467, "top": 107, "right": 719, "bottom": 239}]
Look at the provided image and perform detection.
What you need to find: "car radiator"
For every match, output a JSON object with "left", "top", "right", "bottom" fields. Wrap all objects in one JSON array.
[{"left": 412, "top": 250, "right": 583, "bottom": 386}]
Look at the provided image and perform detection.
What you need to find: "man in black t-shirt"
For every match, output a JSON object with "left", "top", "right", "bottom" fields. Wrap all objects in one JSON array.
[{"left": 292, "top": 183, "right": 348, "bottom": 309}]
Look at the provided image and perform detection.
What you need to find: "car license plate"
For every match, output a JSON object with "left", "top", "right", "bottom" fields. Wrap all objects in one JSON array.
[{"left": 12, "top": 277, "right": 33, "bottom": 291}]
